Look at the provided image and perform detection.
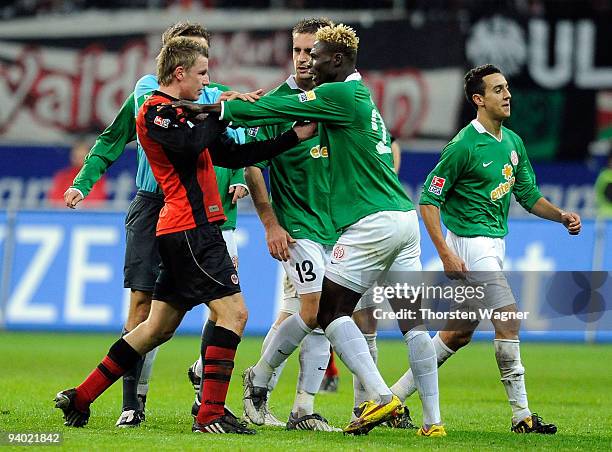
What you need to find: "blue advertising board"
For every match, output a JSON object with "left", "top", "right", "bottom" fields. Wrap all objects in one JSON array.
[{"left": 0, "top": 211, "right": 610, "bottom": 339}]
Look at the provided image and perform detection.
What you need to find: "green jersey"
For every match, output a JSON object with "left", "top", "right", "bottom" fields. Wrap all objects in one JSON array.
[
  {"left": 419, "top": 119, "right": 543, "bottom": 238},
  {"left": 223, "top": 72, "right": 413, "bottom": 231},
  {"left": 247, "top": 76, "right": 338, "bottom": 245},
  {"left": 71, "top": 93, "right": 137, "bottom": 197},
  {"left": 214, "top": 167, "right": 246, "bottom": 230}
]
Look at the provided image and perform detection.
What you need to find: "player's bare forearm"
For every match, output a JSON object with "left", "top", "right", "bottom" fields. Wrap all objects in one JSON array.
[
  {"left": 391, "top": 140, "right": 401, "bottom": 174},
  {"left": 245, "top": 166, "right": 278, "bottom": 228},
  {"left": 420, "top": 204, "right": 451, "bottom": 257},
  {"left": 530, "top": 197, "right": 582, "bottom": 235},
  {"left": 421, "top": 204, "right": 468, "bottom": 276},
  {"left": 530, "top": 197, "right": 564, "bottom": 222}
]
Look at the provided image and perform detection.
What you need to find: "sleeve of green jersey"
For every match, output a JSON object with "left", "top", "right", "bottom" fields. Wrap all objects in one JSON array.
[
  {"left": 419, "top": 141, "right": 469, "bottom": 207},
  {"left": 71, "top": 93, "right": 136, "bottom": 197},
  {"left": 209, "top": 82, "right": 231, "bottom": 92},
  {"left": 512, "top": 138, "right": 543, "bottom": 211},
  {"left": 245, "top": 125, "right": 276, "bottom": 169},
  {"left": 229, "top": 168, "right": 246, "bottom": 186},
  {"left": 222, "top": 82, "right": 355, "bottom": 127}
]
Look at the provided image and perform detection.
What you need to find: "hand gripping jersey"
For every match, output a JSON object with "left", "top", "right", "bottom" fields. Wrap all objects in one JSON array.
[{"left": 136, "top": 91, "right": 300, "bottom": 235}]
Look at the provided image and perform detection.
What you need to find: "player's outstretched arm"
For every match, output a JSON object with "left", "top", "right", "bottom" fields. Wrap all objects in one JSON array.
[
  {"left": 420, "top": 204, "right": 468, "bottom": 279},
  {"left": 529, "top": 197, "right": 582, "bottom": 235},
  {"left": 209, "top": 122, "right": 316, "bottom": 169},
  {"left": 245, "top": 166, "right": 295, "bottom": 261},
  {"left": 66, "top": 93, "right": 137, "bottom": 208}
]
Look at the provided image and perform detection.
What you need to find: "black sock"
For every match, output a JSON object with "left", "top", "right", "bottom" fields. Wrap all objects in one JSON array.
[{"left": 121, "top": 327, "right": 145, "bottom": 412}]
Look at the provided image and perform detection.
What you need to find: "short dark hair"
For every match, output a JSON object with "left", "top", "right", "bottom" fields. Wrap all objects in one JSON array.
[
  {"left": 464, "top": 64, "right": 502, "bottom": 110},
  {"left": 161, "top": 22, "right": 211, "bottom": 46},
  {"left": 293, "top": 17, "right": 334, "bottom": 35}
]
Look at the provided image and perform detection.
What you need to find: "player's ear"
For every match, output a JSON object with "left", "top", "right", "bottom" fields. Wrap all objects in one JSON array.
[
  {"left": 472, "top": 93, "right": 484, "bottom": 108},
  {"left": 174, "top": 66, "right": 185, "bottom": 81},
  {"left": 333, "top": 52, "right": 343, "bottom": 67}
]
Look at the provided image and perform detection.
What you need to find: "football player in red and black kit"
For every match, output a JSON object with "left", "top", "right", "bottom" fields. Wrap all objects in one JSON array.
[{"left": 54, "top": 37, "right": 316, "bottom": 434}]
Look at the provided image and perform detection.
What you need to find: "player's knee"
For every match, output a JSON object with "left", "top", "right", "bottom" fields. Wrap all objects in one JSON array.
[
  {"left": 441, "top": 329, "right": 473, "bottom": 349},
  {"left": 142, "top": 320, "right": 174, "bottom": 346},
  {"left": 317, "top": 308, "right": 337, "bottom": 331},
  {"left": 353, "top": 308, "right": 377, "bottom": 334}
]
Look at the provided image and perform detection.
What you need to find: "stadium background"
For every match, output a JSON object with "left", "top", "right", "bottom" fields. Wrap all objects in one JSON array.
[{"left": 0, "top": 0, "right": 610, "bottom": 340}]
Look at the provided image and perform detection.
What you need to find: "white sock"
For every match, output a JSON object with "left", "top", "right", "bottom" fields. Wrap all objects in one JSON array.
[
  {"left": 261, "top": 325, "right": 287, "bottom": 391},
  {"left": 353, "top": 333, "right": 378, "bottom": 411},
  {"left": 391, "top": 332, "right": 454, "bottom": 402},
  {"left": 292, "top": 391, "right": 315, "bottom": 418},
  {"left": 405, "top": 329, "right": 441, "bottom": 426},
  {"left": 137, "top": 346, "right": 159, "bottom": 396},
  {"left": 494, "top": 339, "right": 530, "bottom": 423},
  {"left": 194, "top": 358, "right": 203, "bottom": 380},
  {"left": 297, "top": 328, "right": 330, "bottom": 395},
  {"left": 252, "top": 313, "right": 311, "bottom": 388},
  {"left": 325, "top": 316, "right": 391, "bottom": 404}
]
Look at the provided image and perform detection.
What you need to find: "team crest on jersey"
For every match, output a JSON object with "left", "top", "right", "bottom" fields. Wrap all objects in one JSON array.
[
  {"left": 428, "top": 176, "right": 446, "bottom": 196},
  {"left": 231, "top": 274, "right": 239, "bottom": 285},
  {"left": 298, "top": 90, "right": 317, "bottom": 102},
  {"left": 153, "top": 115, "right": 170, "bottom": 128},
  {"left": 333, "top": 245, "right": 345, "bottom": 260},
  {"left": 510, "top": 150, "right": 519, "bottom": 166},
  {"left": 247, "top": 127, "right": 260, "bottom": 137}
]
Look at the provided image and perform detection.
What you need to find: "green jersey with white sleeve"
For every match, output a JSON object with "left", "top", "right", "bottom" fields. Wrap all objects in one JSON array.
[{"left": 419, "top": 119, "right": 543, "bottom": 238}]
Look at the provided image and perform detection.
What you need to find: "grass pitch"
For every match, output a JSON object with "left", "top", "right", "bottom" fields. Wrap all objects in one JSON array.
[{"left": 0, "top": 332, "right": 610, "bottom": 451}]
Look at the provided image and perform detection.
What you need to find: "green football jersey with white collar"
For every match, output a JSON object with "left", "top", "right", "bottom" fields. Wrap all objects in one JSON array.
[{"left": 420, "top": 119, "right": 542, "bottom": 238}]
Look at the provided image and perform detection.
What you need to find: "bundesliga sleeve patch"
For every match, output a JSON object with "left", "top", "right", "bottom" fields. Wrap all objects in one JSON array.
[
  {"left": 247, "top": 127, "right": 260, "bottom": 137},
  {"left": 428, "top": 176, "right": 446, "bottom": 196},
  {"left": 298, "top": 90, "right": 317, "bottom": 102},
  {"left": 153, "top": 115, "right": 171, "bottom": 128}
]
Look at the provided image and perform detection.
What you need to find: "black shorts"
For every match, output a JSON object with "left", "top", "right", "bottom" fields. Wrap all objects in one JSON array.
[
  {"left": 123, "top": 190, "right": 165, "bottom": 292},
  {"left": 153, "top": 223, "right": 241, "bottom": 310}
]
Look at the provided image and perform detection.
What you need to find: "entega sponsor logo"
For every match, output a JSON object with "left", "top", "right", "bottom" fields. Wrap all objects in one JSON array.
[
  {"left": 490, "top": 164, "right": 515, "bottom": 201},
  {"left": 309, "top": 145, "right": 328, "bottom": 159}
]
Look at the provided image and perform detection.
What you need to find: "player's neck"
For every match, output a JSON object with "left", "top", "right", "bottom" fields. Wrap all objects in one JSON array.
[
  {"left": 335, "top": 67, "right": 356, "bottom": 82},
  {"left": 158, "top": 84, "right": 181, "bottom": 100},
  {"left": 476, "top": 113, "right": 503, "bottom": 140},
  {"left": 295, "top": 78, "right": 314, "bottom": 91}
]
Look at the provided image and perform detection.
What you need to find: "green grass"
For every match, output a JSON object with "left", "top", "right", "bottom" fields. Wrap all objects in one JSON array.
[{"left": 0, "top": 332, "right": 611, "bottom": 451}]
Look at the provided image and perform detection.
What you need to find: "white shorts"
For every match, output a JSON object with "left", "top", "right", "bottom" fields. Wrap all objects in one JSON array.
[
  {"left": 281, "top": 238, "right": 331, "bottom": 295},
  {"left": 222, "top": 229, "right": 238, "bottom": 269},
  {"left": 446, "top": 230, "right": 515, "bottom": 310},
  {"left": 326, "top": 210, "right": 422, "bottom": 294}
]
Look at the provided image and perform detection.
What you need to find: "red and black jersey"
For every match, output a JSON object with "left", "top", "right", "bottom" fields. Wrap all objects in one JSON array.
[
  {"left": 136, "top": 90, "right": 301, "bottom": 236},
  {"left": 137, "top": 92, "right": 226, "bottom": 235}
]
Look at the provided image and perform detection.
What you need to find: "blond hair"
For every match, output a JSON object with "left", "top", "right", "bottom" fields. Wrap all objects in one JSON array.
[
  {"left": 315, "top": 23, "right": 359, "bottom": 60},
  {"left": 156, "top": 37, "right": 209, "bottom": 86}
]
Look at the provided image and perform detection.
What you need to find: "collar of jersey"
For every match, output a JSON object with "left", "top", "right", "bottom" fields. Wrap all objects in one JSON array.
[
  {"left": 345, "top": 71, "right": 362, "bottom": 82},
  {"left": 471, "top": 118, "right": 503, "bottom": 143},
  {"left": 286, "top": 75, "right": 305, "bottom": 91}
]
